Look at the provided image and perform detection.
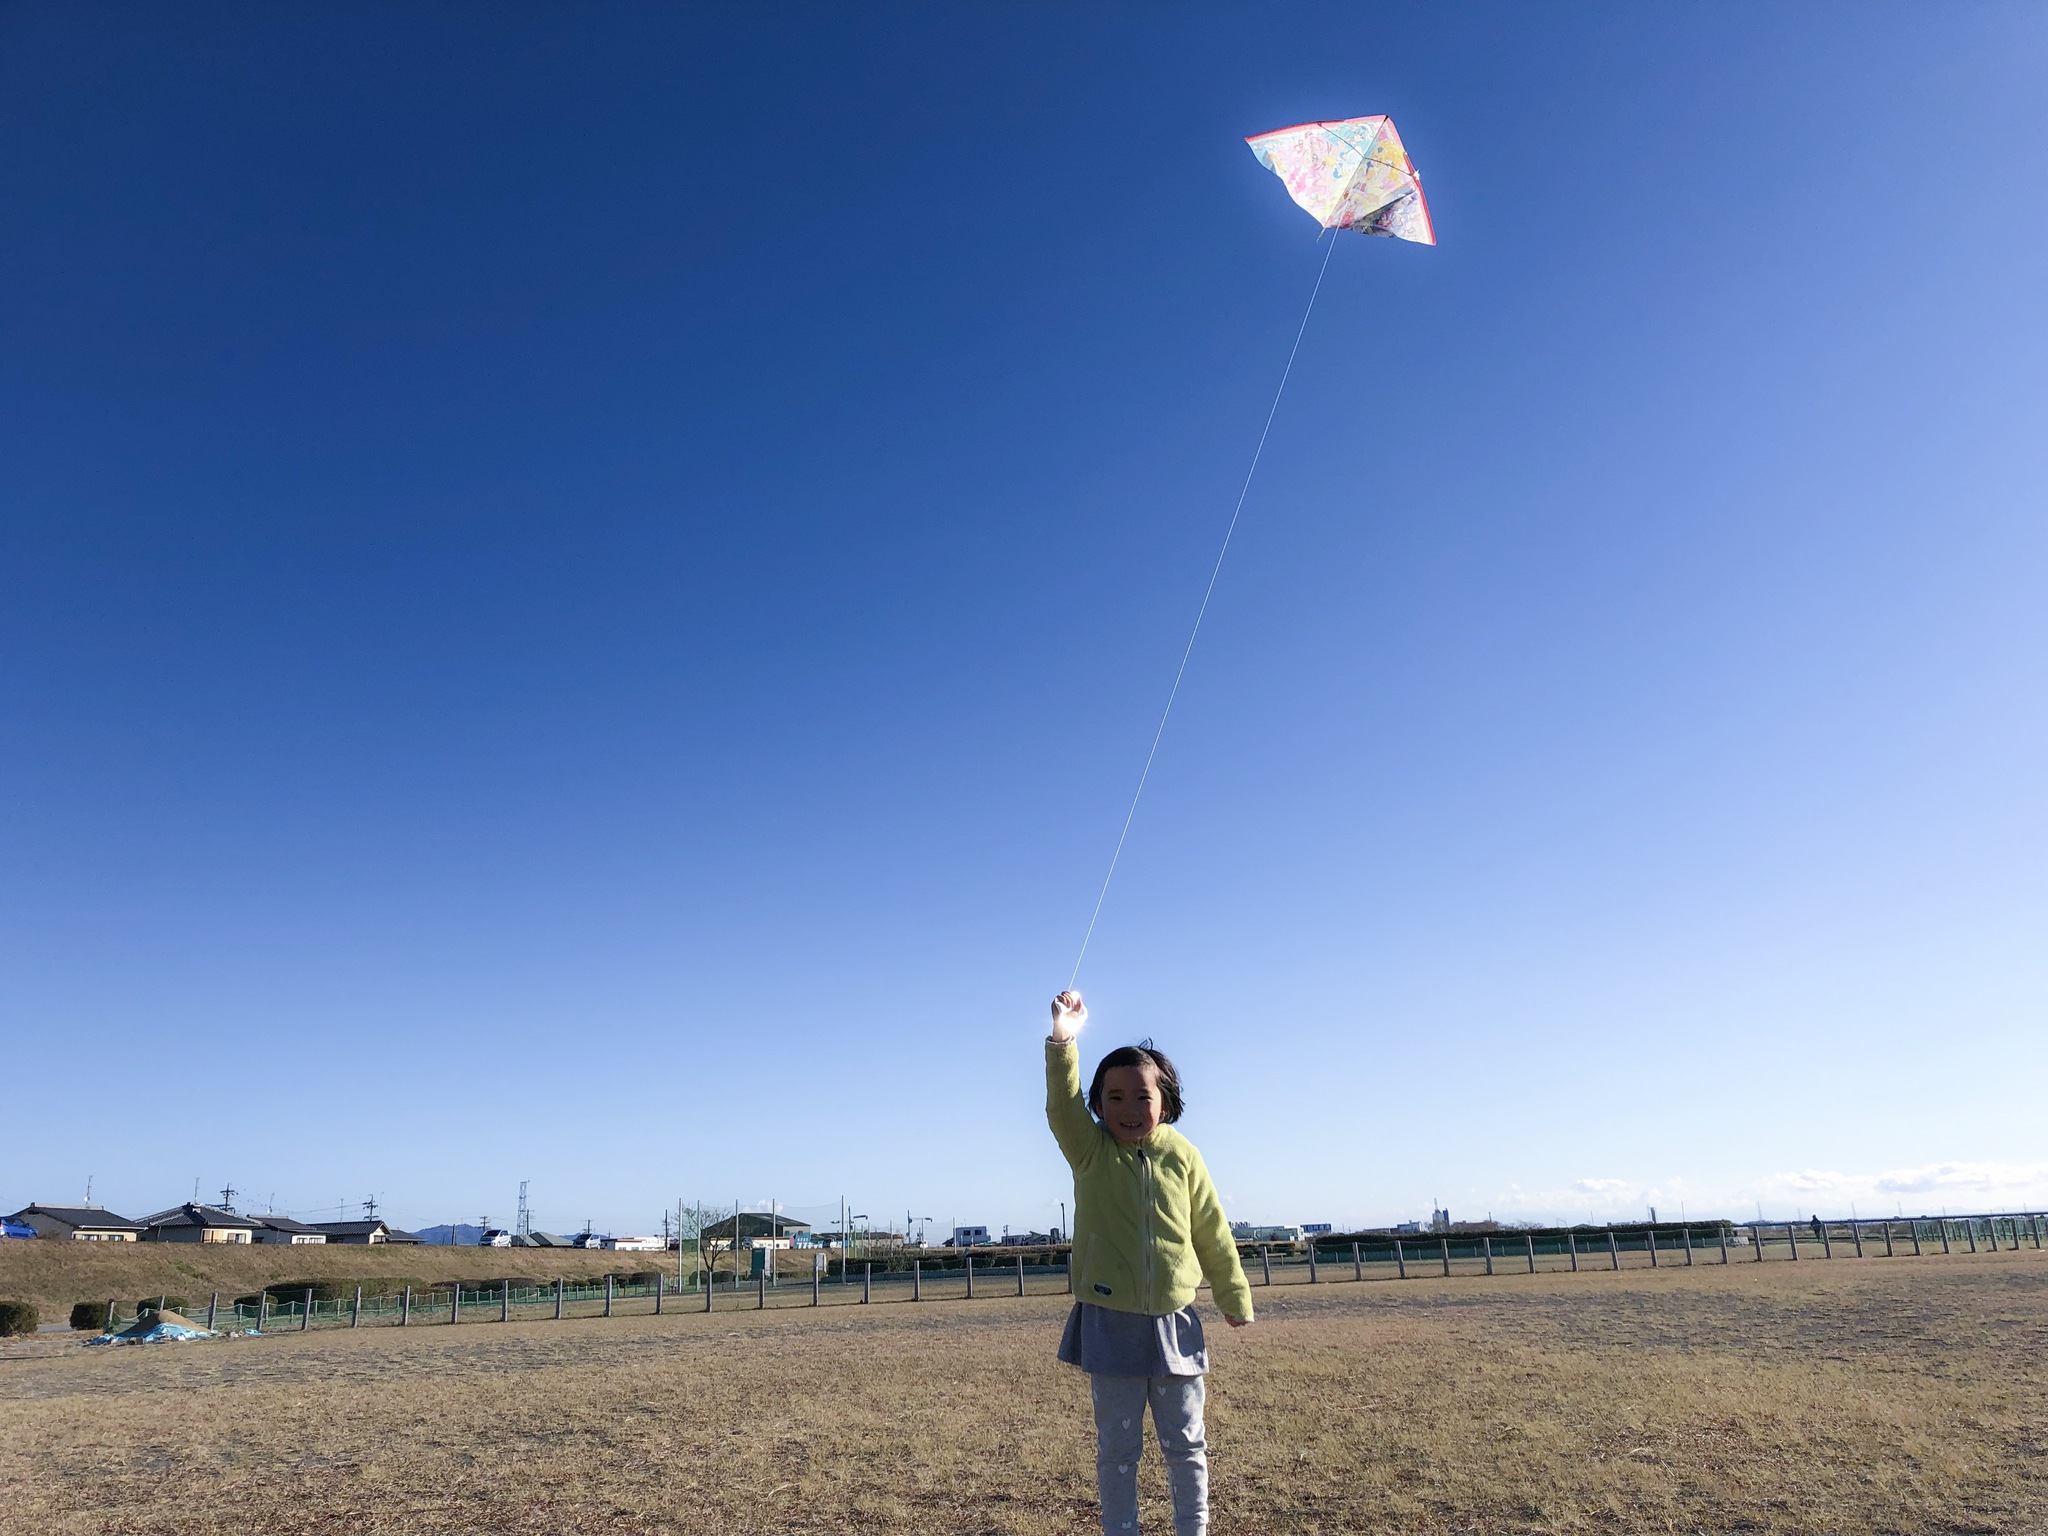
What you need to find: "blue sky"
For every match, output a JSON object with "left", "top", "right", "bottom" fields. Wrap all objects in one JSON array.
[{"left": 3, "top": 5, "right": 2044, "bottom": 1239}]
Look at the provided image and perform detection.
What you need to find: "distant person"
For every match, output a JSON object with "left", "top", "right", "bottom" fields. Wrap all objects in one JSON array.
[{"left": 1044, "top": 990, "right": 1253, "bottom": 1536}]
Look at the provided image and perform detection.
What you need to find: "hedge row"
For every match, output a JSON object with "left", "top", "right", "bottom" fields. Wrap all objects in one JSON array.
[{"left": 0, "top": 1301, "right": 38, "bottom": 1337}]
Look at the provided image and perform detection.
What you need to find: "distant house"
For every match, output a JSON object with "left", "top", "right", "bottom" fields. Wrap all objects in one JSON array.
[
  {"left": 309, "top": 1219, "right": 421, "bottom": 1245},
  {"left": 141, "top": 1204, "right": 261, "bottom": 1244},
  {"left": 606, "top": 1235, "right": 665, "bottom": 1252},
  {"left": 250, "top": 1214, "right": 328, "bottom": 1245},
  {"left": 7, "top": 1204, "right": 146, "bottom": 1242},
  {"left": 697, "top": 1213, "right": 813, "bottom": 1245},
  {"left": 949, "top": 1225, "right": 992, "bottom": 1248},
  {"left": 522, "top": 1231, "right": 571, "bottom": 1248},
  {"left": 1230, "top": 1224, "right": 1305, "bottom": 1245}
]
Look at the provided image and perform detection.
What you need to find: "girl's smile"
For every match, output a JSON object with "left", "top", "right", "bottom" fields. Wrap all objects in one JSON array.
[{"left": 1098, "top": 1062, "right": 1166, "bottom": 1143}]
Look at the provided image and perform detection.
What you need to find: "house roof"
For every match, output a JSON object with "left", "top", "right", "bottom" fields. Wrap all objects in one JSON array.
[
  {"left": 305, "top": 1219, "right": 421, "bottom": 1243},
  {"left": 251, "top": 1213, "right": 326, "bottom": 1235},
  {"left": 9, "top": 1204, "right": 146, "bottom": 1231},
  {"left": 142, "top": 1203, "right": 261, "bottom": 1230}
]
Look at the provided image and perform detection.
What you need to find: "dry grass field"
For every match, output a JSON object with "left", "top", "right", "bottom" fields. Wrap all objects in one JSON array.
[{"left": 3, "top": 1249, "right": 2044, "bottom": 1535}]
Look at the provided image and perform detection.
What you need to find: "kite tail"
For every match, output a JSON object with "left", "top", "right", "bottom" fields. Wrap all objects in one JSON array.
[{"left": 1068, "top": 236, "right": 1339, "bottom": 988}]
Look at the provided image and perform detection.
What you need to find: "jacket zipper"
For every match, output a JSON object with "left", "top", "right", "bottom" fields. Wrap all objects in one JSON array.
[{"left": 1138, "top": 1146, "right": 1156, "bottom": 1308}]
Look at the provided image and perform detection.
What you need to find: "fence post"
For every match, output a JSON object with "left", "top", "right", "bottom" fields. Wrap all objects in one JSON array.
[
  {"left": 353, "top": 1286, "right": 362, "bottom": 1329},
  {"left": 1717, "top": 1226, "right": 1728, "bottom": 1264},
  {"left": 400, "top": 1286, "right": 411, "bottom": 1326},
  {"left": 1820, "top": 1222, "right": 1833, "bottom": 1259},
  {"left": 1851, "top": 1221, "right": 1864, "bottom": 1258},
  {"left": 1682, "top": 1226, "right": 1694, "bottom": 1266},
  {"left": 1526, "top": 1233, "right": 1536, "bottom": 1274},
  {"left": 913, "top": 1259, "right": 922, "bottom": 1301},
  {"left": 863, "top": 1262, "right": 872, "bottom": 1303},
  {"left": 451, "top": 1284, "right": 461, "bottom": 1325},
  {"left": 1911, "top": 1221, "right": 1922, "bottom": 1257},
  {"left": 1017, "top": 1253, "right": 1026, "bottom": 1297},
  {"left": 500, "top": 1279, "right": 509, "bottom": 1323},
  {"left": 1440, "top": 1238, "right": 1451, "bottom": 1277},
  {"left": 1940, "top": 1220, "right": 1952, "bottom": 1255},
  {"left": 2032, "top": 1215, "right": 2043, "bottom": 1250},
  {"left": 703, "top": 1267, "right": 713, "bottom": 1313},
  {"left": 207, "top": 1292, "right": 220, "bottom": 1331},
  {"left": 1883, "top": 1221, "right": 1894, "bottom": 1257},
  {"left": 605, "top": 1275, "right": 615, "bottom": 1318},
  {"left": 1647, "top": 1229, "right": 1658, "bottom": 1268},
  {"left": 1065, "top": 1248, "right": 1073, "bottom": 1294},
  {"left": 756, "top": 1270, "right": 764, "bottom": 1310},
  {"left": 1567, "top": 1232, "right": 1578, "bottom": 1272},
  {"left": 1261, "top": 1246, "right": 1273, "bottom": 1285},
  {"left": 257, "top": 1291, "right": 267, "bottom": 1331},
  {"left": 1394, "top": 1238, "right": 1406, "bottom": 1279},
  {"left": 1750, "top": 1223, "right": 1763, "bottom": 1262},
  {"left": 1309, "top": 1243, "right": 1319, "bottom": 1283},
  {"left": 1787, "top": 1223, "right": 1798, "bottom": 1261},
  {"left": 812, "top": 1264, "right": 820, "bottom": 1307},
  {"left": 554, "top": 1277, "right": 564, "bottom": 1320},
  {"left": 1607, "top": 1231, "right": 1619, "bottom": 1270},
  {"left": 1483, "top": 1236, "right": 1494, "bottom": 1276},
  {"left": 1965, "top": 1220, "right": 1978, "bottom": 1254},
  {"left": 1353, "top": 1241, "right": 1363, "bottom": 1282},
  {"left": 966, "top": 1252, "right": 975, "bottom": 1299}
]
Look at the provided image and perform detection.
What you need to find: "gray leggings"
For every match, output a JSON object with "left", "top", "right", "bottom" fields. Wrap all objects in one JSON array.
[{"left": 1089, "top": 1373, "right": 1208, "bottom": 1536}]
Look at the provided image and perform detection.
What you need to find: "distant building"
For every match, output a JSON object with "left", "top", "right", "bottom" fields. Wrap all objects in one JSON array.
[
  {"left": 141, "top": 1204, "right": 260, "bottom": 1244},
  {"left": 309, "top": 1219, "right": 421, "bottom": 1245},
  {"left": 1230, "top": 1224, "right": 1304, "bottom": 1245},
  {"left": 1391, "top": 1220, "right": 1423, "bottom": 1235},
  {"left": 6, "top": 1204, "right": 146, "bottom": 1242},
  {"left": 1302, "top": 1223, "right": 1333, "bottom": 1235},
  {"left": 697, "top": 1213, "right": 813, "bottom": 1245},
  {"left": 949, "top": 1225, "right": 992, "bottom": 1248},
  {"left": 607, "top": 1236, "right": 665, "bottom": 1252},
  {"left": 250, "top": 1214, "right": 328, "bottom": 1245},
  {"left": 522, "top": 1230, "right": 571, "bottom": 1248}
]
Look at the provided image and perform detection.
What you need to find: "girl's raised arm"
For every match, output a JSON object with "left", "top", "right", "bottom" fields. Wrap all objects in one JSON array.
[{"left": 1045, "top": 991, "right": 1099, "bottom": 1167}]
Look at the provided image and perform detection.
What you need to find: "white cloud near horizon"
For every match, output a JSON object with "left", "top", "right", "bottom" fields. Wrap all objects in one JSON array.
[{"left": 1481, "top": 1161, "right": 2048, "bottom": 1225}]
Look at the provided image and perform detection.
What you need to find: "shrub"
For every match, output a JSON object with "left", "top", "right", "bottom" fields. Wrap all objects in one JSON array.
[
  {"left": 0, "top": 1301, "right": 39, "bottom": 1337},
  {"left": 70, "top": 1301, "right": 110, "bottom": 1333}
]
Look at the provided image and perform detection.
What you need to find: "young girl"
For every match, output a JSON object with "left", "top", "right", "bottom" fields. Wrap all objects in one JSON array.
[{"left": 1045, "top": 989, "right": 1252, "bottom": 1536}]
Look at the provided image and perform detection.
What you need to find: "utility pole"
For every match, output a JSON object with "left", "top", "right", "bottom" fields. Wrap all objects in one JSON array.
[
  {"left": 219, "top": 1186, "right": 238, "bottom": 1213},
  {"left": 516, "top": 1181, "right": 531, "bottom": 1239},
  {"left": 362, "top": 1195, "right": 379, "bottom": 1220}
]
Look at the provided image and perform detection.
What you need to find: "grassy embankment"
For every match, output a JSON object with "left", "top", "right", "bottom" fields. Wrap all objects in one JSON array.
[{"left": 0, "top": 1239, "right": 676, "bottom": 1319}]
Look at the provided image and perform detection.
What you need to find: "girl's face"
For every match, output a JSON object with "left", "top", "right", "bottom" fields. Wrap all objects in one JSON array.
[{"left": 1099, "top": 1063, "right": 1166, "bottom": 1143}]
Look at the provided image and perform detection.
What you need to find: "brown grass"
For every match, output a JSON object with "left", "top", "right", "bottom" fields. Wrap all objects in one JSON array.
[
  {"left": 0, "top": 1239, "right": 667, "bottom": 1318},
  {"left": 2, "top": 1249, "right": 2044, "bottom": 1534}
]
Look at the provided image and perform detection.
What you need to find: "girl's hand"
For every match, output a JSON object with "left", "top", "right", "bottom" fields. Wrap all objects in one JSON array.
[
  {"left": 1049, "top": 990, "right": 1087, "bottom": 1042},
  {"left": 1225, "top": 1316, "right": 1251, "bottom": 1328}
]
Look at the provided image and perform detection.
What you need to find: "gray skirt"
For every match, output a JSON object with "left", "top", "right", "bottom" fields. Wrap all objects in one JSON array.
[{"left": 1057, "top": 1300, "right": 1208, "bottom": 1376}]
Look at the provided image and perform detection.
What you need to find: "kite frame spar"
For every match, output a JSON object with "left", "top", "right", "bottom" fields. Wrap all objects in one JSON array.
[{"left": 1065, "top": 116, "right": 1433, "bottom": 988}]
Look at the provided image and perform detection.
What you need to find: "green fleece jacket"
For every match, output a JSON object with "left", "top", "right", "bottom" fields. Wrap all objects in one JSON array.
[{"left": 1046, "top": 1037, "right": 1254, "bottom": 1322}]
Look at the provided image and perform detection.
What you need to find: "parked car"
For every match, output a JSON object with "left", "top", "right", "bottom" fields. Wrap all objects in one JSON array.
[
  {"left": 479, "top": 1229, "right": 514, "bottom": 1247},
  {"left": 0, "top": 1219, "right": 36, "bottom": 1240}
]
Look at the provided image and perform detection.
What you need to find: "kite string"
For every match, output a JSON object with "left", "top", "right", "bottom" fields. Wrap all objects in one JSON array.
[{"left": 1068, "top": 235, "right": 1339, "bottom": 990}]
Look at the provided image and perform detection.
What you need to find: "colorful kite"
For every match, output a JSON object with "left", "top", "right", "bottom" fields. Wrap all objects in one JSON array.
[{"left": 1246, "top": 116, "right": 1435, "bottom": 245}]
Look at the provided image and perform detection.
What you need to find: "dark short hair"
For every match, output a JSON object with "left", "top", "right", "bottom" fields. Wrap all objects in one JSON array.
[{"left": 1087, "top": 1045, "right": 1184, "bottom": 1124}]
